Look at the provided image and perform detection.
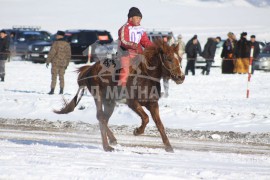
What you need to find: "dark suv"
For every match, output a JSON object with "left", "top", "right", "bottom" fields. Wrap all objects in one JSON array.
[
  {"left": 65, "top": 30, "right": 114, "bottom": 63},
  {"left": 26, "top": 29, "right": 114, "bottom": 63},
  {"left": 27, "top": 34, "right": 53, "bottom": 63},
  {"left": 3, "top": 26, "right": 52, "bottom": 61}
]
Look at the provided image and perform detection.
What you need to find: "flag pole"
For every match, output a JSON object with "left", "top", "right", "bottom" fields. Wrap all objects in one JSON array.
[{"left": 246, "top": 46, "right": 254, "bottom": 98}]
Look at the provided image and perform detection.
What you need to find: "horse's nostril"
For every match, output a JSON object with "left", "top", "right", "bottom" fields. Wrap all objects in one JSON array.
[{"left": 181, "top": 75, "right": 185, "bottom": 81}]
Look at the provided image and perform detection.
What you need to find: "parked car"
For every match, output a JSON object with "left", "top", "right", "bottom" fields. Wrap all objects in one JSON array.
[
  {"left": 196, "top": 40, "right": 225, "bottom": 68},
  {"left": 65, "top": 29, "right": 113, "bottom": 63},
  {"left": 2, "top": 26, "right": 52, "bottom": 61},
  {"left": 27, "top": 38, "right": 53, "bottom": 63},
  {"left": 27, "top": 29, "right": 114, "bottom": 63},
  {"left": 254, "top": 44, "right": 270, "bottom": 71},
  {"left": 146, "top": 30, "right": 175, "bottom": 43}
]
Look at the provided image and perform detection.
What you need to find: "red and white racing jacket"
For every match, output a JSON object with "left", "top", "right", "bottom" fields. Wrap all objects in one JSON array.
[{"left": 118, "top": 20, "right": 152, "bottom": 55}]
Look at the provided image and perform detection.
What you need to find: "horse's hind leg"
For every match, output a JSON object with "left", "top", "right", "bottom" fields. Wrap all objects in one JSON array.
[
  {"left": 128, "top": 101, "right": 149, "bottom": 136},
  {"left": 147, "top": 102, "right": 174, "bottom": 152},
  {"left": 95, "top": 99, "right": 114, "bottom": 152},
  {"left": 103, "top": 100, "right": 117, "bottom": 145}
]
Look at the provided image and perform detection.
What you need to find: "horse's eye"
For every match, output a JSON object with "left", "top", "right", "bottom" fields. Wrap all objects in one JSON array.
[
  {"left": 163, "top": 54, "right": 173, "bottom": 63},
  {"left": 167, "top": 58, "right": 173, "bottom": 63}
]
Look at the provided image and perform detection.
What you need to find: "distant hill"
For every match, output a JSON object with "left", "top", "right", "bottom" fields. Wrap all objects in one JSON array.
[
  {"left": 246, "top": 0, "right": 270, "bottom": 7},
  {"left": 162, "top": 0, "right": 270, "bottom": 7},
  {"left": 199, "top": 0, "right": 270, "bottom": 7}
]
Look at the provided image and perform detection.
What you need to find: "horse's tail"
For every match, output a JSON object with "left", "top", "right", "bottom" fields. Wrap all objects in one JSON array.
[
  {"left": 54, "top": 65, "right": 92, "bottom": 114},
  {"left": 54, "top": 86, "right": 85, "bottom": 114}
]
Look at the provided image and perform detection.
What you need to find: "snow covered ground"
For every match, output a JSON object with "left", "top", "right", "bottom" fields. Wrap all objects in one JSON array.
[
  {"left": 0, "top": 126, "right": 270, "bottom": 180},
  {"left": 0, "top": 60, "right": 269, "bottom": 179},
  {"left": 1, "top": 61, "right": 269, "bottom": 133}
]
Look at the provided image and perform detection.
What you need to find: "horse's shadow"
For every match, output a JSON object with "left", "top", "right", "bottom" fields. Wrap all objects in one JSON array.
[
  {"left": 7, "top": 138, "right": 98, "bottom": 150},
  {"left": 4, "top": 89, "right": 46, "bottom": 95},
  {"left": 4, "top": 89, "right": 91, "bottom": 97}
]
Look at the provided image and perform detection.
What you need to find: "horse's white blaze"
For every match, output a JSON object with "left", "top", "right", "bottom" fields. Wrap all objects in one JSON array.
[
  {"left": 174, "top": 53, "right": 184, "bottom": 76},
  {"left": 174, "top": 53, "right": 178, "bottom": 59}
]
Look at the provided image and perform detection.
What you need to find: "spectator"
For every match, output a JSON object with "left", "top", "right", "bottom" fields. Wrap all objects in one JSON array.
[
  {"left": 0, "top": 30, "right": 10, "bottom": 82},
  {"left": 167, "top": 35, "right": 175, "bottom": 46},
  {"left": 175, "top": 34, "right": 185, "bottom": 59},
  {"left": 221, "top": 32, "right": 237, "bottom": 74},
  {"left": 117, "top": 7, "right": 152, "bottom": 87},
  {"left": 201, "top": 37, "right": 221, "bottom": 75},
  {"left": 249, "top": 35, "right": 260, "bottom": 74},
  {"left": 185, "top": 35, "right": 202, "bottom": 75},
  {"left": 234, "top": 32, "right": 250, "bottom": 74},
  {"left": 46, "top": 30, "right": 71, "bottom": 95}
]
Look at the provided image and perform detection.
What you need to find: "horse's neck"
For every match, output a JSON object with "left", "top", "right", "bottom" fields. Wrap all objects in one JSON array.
[{"left": 147, "top": 55, "right": 162, "bottom": 79}]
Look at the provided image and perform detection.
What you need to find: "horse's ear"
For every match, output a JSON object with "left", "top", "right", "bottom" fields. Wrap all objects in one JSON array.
[
  {"left": 173, "top": 43, "right": 180, "bottom": 52},
  {"left": 158, "top": 47, "right": 164, "bottom": 54}
]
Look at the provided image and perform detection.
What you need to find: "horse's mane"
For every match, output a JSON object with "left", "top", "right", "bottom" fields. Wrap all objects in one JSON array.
[
  {"left": 137, "top": 39, "right": 169, "bottom": 74},
  {"left": 143, "top": 39, "right": 165, "bottom": 61}
]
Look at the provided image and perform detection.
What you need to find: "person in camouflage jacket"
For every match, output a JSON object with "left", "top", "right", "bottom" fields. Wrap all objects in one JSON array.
[{"left": 46, "top": 30, "right": 71, "bottom": 95}]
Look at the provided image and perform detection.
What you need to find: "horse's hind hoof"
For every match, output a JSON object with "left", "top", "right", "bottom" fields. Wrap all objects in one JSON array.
[
  {"left": 104, "top": 146, "right": 115, "bottom": 152},
  {"left": 109, "top": 139, "right": 118, "bottom": 145},
  {"left": 133, "top": 128, "right": 144, "bottom": 136},
  {"left": 165, "top": 146, "right": 174, "bottom": 153}
]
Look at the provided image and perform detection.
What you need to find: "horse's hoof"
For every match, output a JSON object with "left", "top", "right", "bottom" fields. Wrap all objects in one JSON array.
[
  {"left": 133, "top": 128, "right": 143, "bottom": 136},
  {"left": 165, "top": 146, "right": 174, "bottom": 153},
  {"left": 104, "top": 146, "right": 115, "bottom": 152},
  {"left": 109, "top": 139, "right": 117, "bottom": 145}
]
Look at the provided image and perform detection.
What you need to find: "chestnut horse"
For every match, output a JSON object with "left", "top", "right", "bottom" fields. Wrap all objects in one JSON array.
[{"left": 54, "top": 40, "right": 185, "bottom": 152}]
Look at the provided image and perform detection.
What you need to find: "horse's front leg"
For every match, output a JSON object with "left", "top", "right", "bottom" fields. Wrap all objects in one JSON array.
[
  {"left": 146, "top": 102, "right": 174, "bottom": 152},
  {"left": 95, "top": 99, "right": 114, "bottom": 152},
  {"left": 127, "top": 100, "right": 149, "bottom": 136}
]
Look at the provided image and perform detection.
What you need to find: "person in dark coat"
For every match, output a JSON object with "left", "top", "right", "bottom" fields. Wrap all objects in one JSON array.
[
  {"left": 234, "top": 32, "right": 250, "bottom": 73},
  {"left": 221, "top": 32, "right": 237, "bottom": 74},
  {"left": 201, "top": 37, "right": 221, "bottom": 75},
  {"left": 0, "top": 30, "right": 10, "bottom": 82},
  {"left": 185, "top": 35, "right": 202, "bottom": 75},
  {"left": 249, "top": 35, "right": 260, "bottom": 74}
]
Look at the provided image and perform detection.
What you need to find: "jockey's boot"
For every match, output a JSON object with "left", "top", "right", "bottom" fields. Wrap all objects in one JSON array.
[
  {"left": 48, "top": 88, "right": 54, "bottom": 95},
  {"left": 1, "top": 76, "right": 4, "bottom": 82},
  {"left": 59, "top": 88, "right": 64, "bottom": 94}
]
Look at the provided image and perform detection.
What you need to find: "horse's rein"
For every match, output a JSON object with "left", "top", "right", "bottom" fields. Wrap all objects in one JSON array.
[{"left": 159, "top": 53, "right": 182, "bottom": 73}]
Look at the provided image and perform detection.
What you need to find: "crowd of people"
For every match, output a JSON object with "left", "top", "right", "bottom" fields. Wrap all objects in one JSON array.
[
  {"left": 169, "top": 31, "right": 260, "bottom": 76},
  {"left": 221, "top": 32, "right": 260, "bottom": 74}
]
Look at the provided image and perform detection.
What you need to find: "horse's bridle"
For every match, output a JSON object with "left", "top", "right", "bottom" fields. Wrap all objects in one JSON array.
[{"left": 159, "top": 53, "right": 182, "bottom": 74}]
